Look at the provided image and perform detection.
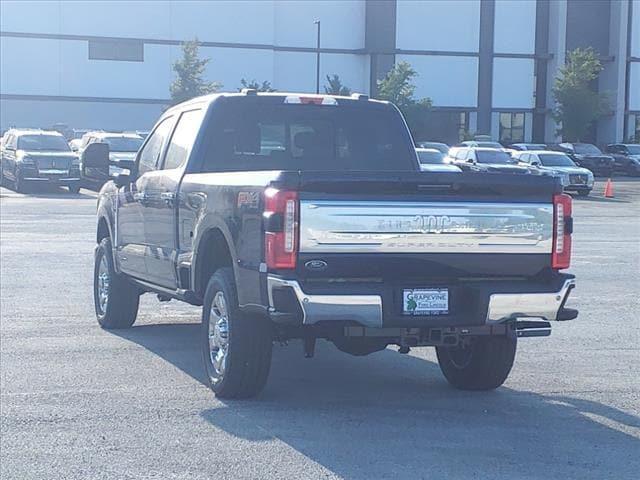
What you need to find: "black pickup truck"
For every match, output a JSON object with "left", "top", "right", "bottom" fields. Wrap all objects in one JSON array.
[{"left": 87, "top": 91, "right": 577, "bottom": 398}]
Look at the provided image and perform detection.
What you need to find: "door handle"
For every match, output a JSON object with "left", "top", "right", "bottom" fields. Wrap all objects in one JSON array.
[{"left": 160, "top": 191, "right": 176, "bottom": 206}]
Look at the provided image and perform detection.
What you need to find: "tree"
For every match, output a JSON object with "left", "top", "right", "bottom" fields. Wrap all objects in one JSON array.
[
  {"left": 238, "top": 79, "right": 276, "bottom": 92},
  {"left": 376, "top": 61, "right": 432, "bottom": 138},
  {"left": 552, "top": 48, "right": 609, "bottom": 141},
  {"left": 170, "top": 39, "right": 221, "bottom": 105},
  {"left": 376, "top": 61, "right": 431, "bottom": 108},
  {"left": 324, "top": 74, "right": 351, "bottom": 96}
]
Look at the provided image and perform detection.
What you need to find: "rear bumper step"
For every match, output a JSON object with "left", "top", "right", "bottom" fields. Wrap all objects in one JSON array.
[{"left": 268, "top": 275, "right": 577, "bottom": 329}]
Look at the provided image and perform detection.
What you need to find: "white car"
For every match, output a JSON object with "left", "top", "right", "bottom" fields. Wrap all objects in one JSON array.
[
  {"left": 416, "top": 148, "right": 462, "bottom": 172},
  {"left": 513, "top": 150, "right": 594, "bottom": 196}
]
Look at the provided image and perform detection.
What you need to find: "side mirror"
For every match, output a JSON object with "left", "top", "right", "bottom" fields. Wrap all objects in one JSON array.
[{"left": 81, "top": 142, "right": 109, "bottom": 182}]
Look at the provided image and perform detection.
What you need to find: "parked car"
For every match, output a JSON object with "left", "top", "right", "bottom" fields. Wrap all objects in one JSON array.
[
  {"left": 510, "top": 143, "right": 548, "bottom": 151},
  {"left": 449, "top": 147, "right": 536, "bottom": 174},
  {"left": 513, "top": 150, "right": 594, "bottom": 196},
  {"left": 458, "top": 140, "right": 505, "bottom": 149},
  {"left": 416, "top": 148, "right": 461, "bottom": 172},
  {"left": 86, "top": 91, "right": 577, "bottom": 399},
  {"left": 605, "top": 143, "right": 640, "bottom": 176},
  {"left": 415, "top": 141, "right": 450, "bottom": 154},
  {"left": 0, "top": 129, "right": 81, "bottom": 193},
  {"left": 69, "top": 138, "right": 83, "bottom": 152},
  {"left": 78, "top": 131, "right": 143, "bottom": 188},
  {"left": 549, "top": 143, "right": 615, "bottom": 177}
]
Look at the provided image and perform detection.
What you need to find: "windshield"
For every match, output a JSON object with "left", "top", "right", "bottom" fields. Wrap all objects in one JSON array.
[
  {"left": 203, "top": 100, "right": 417, "bottom": 172},
  {"left": 103, "top": 136, "right": 143, "bottom": 152},
  {"left": 574, "top": 143, "right": 602, "bottom": 155},
  {"left": 523, "top": 144, "right": 546, "bottom": 150},
  {"left": 625, "top": 145, "right": 640, "bottom": 155},
  {"left": 538, "top": 154, "right": 576, "bottom": 167},
  {"left": 417, "top": 150, "right": 445, "bottom": 164},
  {"left": 17, "top": 135, "right": 70, "bottom": 151},
  {"left": 476, "top": 150, "right": 514, "bottom": 164}
]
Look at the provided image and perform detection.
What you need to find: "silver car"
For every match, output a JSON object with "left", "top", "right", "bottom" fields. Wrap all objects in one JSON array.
[{"left": 514, "top": 150, "right": 594, "bottom": 196}]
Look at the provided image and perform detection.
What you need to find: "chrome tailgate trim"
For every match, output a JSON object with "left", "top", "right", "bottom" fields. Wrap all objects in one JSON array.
[{"left": 299, "top": 200, "right": 553, "bottom": 254}]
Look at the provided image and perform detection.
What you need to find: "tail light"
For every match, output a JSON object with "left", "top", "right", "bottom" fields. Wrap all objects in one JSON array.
[
  {"left": 552, "top": 193, "right": 572, "bottom": 269},
  {"left": 264, "top": 188, "right": 298, "bottom": 269}
]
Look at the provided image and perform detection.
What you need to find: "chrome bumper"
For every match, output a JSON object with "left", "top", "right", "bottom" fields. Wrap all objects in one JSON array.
[
  {"left": 486, "top": 279, "right": 575, "bottom": 323},
  {"left": 267, "top": 276, "right": 576, "bottom": 328},
  {"left": 267, "top": 276, "right": 383, "bottom": 328}
]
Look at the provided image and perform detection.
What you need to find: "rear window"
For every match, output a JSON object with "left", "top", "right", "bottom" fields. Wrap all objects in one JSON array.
[
  {"left": 417, "top": 150, "right": 445, "bottom": 164},
  {"left": 202, "top": 100, "right": 417, "bottom": 172},
  {"left": 476, "top": 150, "right": 514, "bottom": 164}
]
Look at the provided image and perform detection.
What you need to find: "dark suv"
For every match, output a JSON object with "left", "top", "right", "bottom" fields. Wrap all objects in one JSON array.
[
  {"left": 549, "top": 143, "right": 615, "bottom": 176},
  {"left": 0, "top": 129, "right": 81, "bottom": 193},
  {"left": 605, "top": 144, "right": 640, "bottom": 176}
]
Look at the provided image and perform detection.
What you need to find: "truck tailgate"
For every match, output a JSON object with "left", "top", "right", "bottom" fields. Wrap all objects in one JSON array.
[{"left": 290, "top": 171, "right": 560, "bottom": 279}]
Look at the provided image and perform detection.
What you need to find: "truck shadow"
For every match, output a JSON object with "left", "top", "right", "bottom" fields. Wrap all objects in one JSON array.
[{"left": 113, "top": 322, "right": 640, "bottom": 479}]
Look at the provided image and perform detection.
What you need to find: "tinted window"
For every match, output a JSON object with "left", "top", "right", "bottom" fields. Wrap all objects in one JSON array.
[
  {"left": 416, "top": 150, "right": 445, "bottom": 164},
  {"left": 202, "top": 101, "right": 416, "bottom": 172},
  {"left": 538, "top": 154, "right": 576, "bottom": 166},
  {"left": 89, "top": 39, "right": 143, "bottom": 62},
  {"left": 163, "top": 109, "right": 205, "bottom": 170},
  {"left": 476, "top": 150, "right": 514, "bottom": 164},
  {"left": 625, "top": 145, "right": 640, "bottom": 155},
  {"left": 103, "top": 136, "right": 143, "bottom": 152},
  {"left": 138, "top": 118, "right": 174, "bottom": 175},
  {"left": 574, "top": 144, "right": 602, "bottom": 155},
  {"left": 17, "top": 135, "right": 70, "bottom": 151}
]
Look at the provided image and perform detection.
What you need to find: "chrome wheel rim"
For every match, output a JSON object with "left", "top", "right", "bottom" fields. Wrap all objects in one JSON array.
[
  {"left": 208, "top": 291, "right": 229, "bottom": 382},
  {"left": 97, "top": 255, "right": 110, "bottom": 315}
]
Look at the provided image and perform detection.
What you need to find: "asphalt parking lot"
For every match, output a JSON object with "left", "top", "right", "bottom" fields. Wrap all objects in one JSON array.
[{"left": 1, "top": 179, "right": 638, "bottom": 480}]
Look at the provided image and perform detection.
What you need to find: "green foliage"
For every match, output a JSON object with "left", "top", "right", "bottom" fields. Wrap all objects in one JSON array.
[
  {"left": 239, "top": 79, "right": 276, "bottom": 92},
  {"left": 552, "top": 48, "right": 609, "bottom": 142},
  {"left": 170, "top": 39, "right": 221, "bottom": 105},
  {"left": 323, "top": 74, "right": 351, "bottom": 96},
  {"left": 376, "top": 61, "right": 432, "bottom": 138}
]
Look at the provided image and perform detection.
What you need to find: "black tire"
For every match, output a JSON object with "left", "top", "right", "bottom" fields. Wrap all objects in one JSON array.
[
  {"left": 14, "top": 172, "right": 26, "bottom": 193},
  {"left": 94, "top": 237, "right": 139, "bottom": 329},
  {"left": 201, "top": 267, "right": 273, "bottom": 399},
  {"left": 67, "top": 184, "right": 81, "bottom": 194},
  {"left": 436, "top": 335, "right": 517, "bottom": 390},
  {"left": 577, "top": 190, "right": 590, "bottom": 197}
]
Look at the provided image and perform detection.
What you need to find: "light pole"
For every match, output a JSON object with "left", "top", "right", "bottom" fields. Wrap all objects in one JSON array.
[{"left": 314, "top": 20, "right": 320, "bottom": 94}]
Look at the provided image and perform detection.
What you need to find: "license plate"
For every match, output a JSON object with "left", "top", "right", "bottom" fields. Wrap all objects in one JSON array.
[{"left": 403, "top": 288, "right": 449, "bottom": 315}]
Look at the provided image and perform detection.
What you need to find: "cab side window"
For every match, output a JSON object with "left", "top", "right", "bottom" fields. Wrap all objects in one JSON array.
[
  {"left": 138, "top": 117, "right": 174, "bottom": 175},
  {"left": 162, "top": 109, "right": 204, "bottom": 170}
]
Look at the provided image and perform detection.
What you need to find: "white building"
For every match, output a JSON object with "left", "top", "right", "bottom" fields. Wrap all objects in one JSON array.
[{"left": 1, "top": 0, "right": 639, "bottom": 144}]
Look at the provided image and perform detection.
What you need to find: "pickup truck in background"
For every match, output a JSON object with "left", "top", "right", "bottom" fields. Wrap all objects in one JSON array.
[{"left": 86, "top": 91, "right": 577, "bottom": 399}]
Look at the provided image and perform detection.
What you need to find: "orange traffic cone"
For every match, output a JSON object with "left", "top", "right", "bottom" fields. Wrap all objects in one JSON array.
[{"left": 603, "top": 178, "right": 614, "bottom": 198}]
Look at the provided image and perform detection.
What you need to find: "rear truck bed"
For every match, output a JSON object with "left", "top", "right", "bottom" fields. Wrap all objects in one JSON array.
[{"left": 263, "top": 171, "right": 577, "bottom": 342}]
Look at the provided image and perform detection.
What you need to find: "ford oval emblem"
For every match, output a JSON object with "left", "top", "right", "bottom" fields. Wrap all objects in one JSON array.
[{"left": 305, "top": 259, "right": 328, "bottom": 272}]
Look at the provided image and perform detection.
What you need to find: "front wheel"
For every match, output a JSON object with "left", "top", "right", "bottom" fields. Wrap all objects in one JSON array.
[
  {"left": 14, "top": 172, "right": 26, "bottom": 193},
  {"left": 67, "top": 184, "right": 81, "bottom": 194},
  {"left": 577, "top": 190, "right": 590, "bottom": 197},
  {"left": 201, "top": 267, "right": 273, "bottom": 399},
  {"left": 436, "top": 335, "right": 517, "bottom": 390},
  {"left": 94, "top": 237, "right": 139, "bottom": 329}
]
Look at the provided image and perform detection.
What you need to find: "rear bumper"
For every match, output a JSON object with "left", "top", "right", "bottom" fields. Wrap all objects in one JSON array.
[{"left": 267, "top": 274, "right": 577, "bottom": 328}]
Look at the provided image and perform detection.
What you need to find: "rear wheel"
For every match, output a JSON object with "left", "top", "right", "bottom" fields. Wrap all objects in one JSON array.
[
  {"left": 577, "top": 190, "right": 590, "bottom": 197},
  {"left": 436, "top": 335, "right": 517, "bottom": 390},
  {"left": 201, "top": 267, "right": 273, "bottom": 398},
  {"left": 94, "top": 237, "right": 139, "bottom": 329}
]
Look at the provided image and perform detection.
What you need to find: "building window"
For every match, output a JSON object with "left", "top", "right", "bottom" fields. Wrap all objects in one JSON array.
[
  {"left": 88, "top": 39, "right": 144, "bottom": 62},
  {"left": 457, "top": 112, "right": 469, "bottom": 141},
  {"left": 499, "top": 112, "right": 525, "bottom": 144},
  {"left": 635, "top": 115, "right": 640, "bottom": 142}
]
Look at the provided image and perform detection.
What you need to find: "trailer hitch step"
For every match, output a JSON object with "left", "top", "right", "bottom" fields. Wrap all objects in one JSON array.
[{"left": 515, "top": 320, "right": 551, "bottom": 338}]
